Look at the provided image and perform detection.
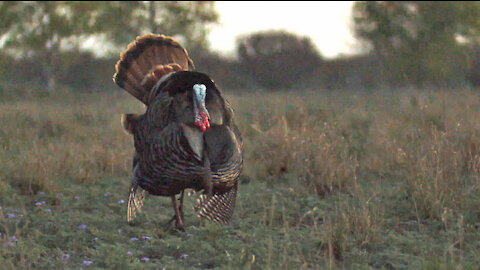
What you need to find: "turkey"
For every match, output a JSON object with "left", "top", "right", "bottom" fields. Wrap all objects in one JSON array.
[{"left": 113, "top": 34, "right": 243, "bottom": 230}]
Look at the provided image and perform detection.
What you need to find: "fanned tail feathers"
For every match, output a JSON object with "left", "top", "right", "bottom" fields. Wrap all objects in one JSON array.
[
  {"left": 113, "top": 34, "right": 195, "bottom": 104},
  {"left": 127, "top": 182, "right": 146, "bottom": 223},
  {"left": 193, "top": 184, "right": 238, "bottom": 224}
]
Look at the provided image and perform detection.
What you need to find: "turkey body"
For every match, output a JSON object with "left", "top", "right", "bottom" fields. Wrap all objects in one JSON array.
[
  {"left": 133, "top": 73, "right": 243, "bottom": 197},
  {"left": 113, "top": 35, "right": 243, "bottom": 229}
]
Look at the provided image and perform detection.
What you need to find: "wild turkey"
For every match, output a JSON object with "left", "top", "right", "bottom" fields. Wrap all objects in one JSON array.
[{"left": 113, "top": 34, "right": 243, "bottom": 230}]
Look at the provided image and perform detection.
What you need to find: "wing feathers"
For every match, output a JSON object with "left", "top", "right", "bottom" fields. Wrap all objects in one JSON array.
[
  {"left": 127, "top": 181, "right": 146, "bottom": 223},
  {"left": 194, "top": 183, "right": 238, "bottom": 224}
]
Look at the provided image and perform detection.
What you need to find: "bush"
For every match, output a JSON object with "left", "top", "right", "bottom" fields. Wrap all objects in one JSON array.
[{"left": 236, "top": 30, "right": 323, "bottom": 90}]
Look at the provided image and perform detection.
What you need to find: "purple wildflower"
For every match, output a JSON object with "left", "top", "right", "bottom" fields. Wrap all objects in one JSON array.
[
  {"left": 104, "top": 193, "right": 110, "bottom": 197},
  {"left": 74, "top": 196, "right": 80, "bottom": 200},
  {"left": 78, "top": 224, "right": 87, "bottom": 230},
  {"left": 46, "top": 208, "right": 52, "bottom": 212},
  {"left": 127, "top": 251, "right": 133, "bottom": 255},
  {"left": 83, "top": 260, "right": 92, "bottom": 266},
  {"left": 10, "top": 235, "right": 18, "bottom": 242},
  {"left": 7, "top": 213, "right": 15, "bottom": 219},
  {"left": 56, "top": 193, "right": 64, "bottom": 198},
  {"left": 185, "top": 233, "right": 193, "bottom": 238},
  {"left": 39, "top": 192, "right": 45, "bottom": 195},
  {"left": 35, "top": 201, "right": 46, "bottom": 206},
  {"left": 142, "top": 235, "right": 151, "bottom": 241},
  {"left": 62, "top": 254, "right": 70, "bottom": 260},
  {"left": 140, "top": 257, "right": 150, "bottom": 262},
  {"left": 179, "top": 254, "right": 189, "bottom": 260},
  {"left": 93, "top": 237, "right": 98, "bottom": 242},
  {"left": 118, "top": 199, "right": 125, "bottom": 204},
  {"left": 130, "top": 237, "right": 138, "bottom": 242}
]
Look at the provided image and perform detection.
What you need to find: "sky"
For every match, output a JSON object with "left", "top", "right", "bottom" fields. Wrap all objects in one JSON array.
[{"left": 208, "top": 1, "right": 363, "bottom": 59}]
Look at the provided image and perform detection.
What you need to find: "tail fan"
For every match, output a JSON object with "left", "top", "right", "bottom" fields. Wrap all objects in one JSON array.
[
  {"left": 113, "top": 34, "right": 195, "bottom": 104},
  {"left": 193, "top": 184, "right": 238, "bottom": 224},
  {"left": 127, "top": 181, "right": 146, "bottom": 223}
]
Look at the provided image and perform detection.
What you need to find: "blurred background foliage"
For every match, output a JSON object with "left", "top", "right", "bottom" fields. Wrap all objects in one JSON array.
[
  {"left": 353, "top": 1, "right": 480, "bottom": 87},
  {"left": 2, "top": 3, "right": 480, "bottom": 267},
  {"left": 2, "top": 1, "right": 480, "bottom": 93}
]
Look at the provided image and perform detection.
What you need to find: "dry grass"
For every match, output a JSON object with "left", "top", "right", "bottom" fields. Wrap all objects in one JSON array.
[
  {"left": 0, "top": 90, "right": 140, "bottom": 195},
  {"left": 1, "top": 86, "right": 480, "bottom": 268}
]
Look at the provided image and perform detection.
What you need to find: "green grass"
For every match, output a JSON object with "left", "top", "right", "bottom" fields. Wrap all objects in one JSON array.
[{"left": 1, "top": 86, "right": 480, "bottom": 269}]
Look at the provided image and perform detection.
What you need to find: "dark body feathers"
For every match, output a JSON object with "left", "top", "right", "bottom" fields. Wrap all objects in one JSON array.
[{"left": 114, "top": 34, "right": 243, "bottom": 227}]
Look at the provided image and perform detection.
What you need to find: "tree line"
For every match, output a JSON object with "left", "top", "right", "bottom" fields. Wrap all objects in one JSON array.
[
  {"left": 0, "top": 1, "right": 218, "bottom": 90},
  {"left": 2, "top": 1, "right": 480, "bottom": 94}
]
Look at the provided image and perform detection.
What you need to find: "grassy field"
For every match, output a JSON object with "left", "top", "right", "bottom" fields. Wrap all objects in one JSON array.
[{"left": 1, "top": 86, "right": 480, "bottom": 269}]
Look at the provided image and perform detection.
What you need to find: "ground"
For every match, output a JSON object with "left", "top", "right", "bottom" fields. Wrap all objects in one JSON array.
[{"left": 1, "top": 86, "right": 479, "bottom": 269}]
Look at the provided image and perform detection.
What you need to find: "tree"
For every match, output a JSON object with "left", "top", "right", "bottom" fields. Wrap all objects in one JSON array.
[
  {"left": 0, "top": 2, "right": 105, "bottom": 89},
  {"left": 0, "top": 1, "right": 219, "bottom": 89},
  {"left": 236, "top": 30, "right": 323, "bottom": 89},
  {"left": 352, "top": 1, "right": 480, "bottom": 86},
  {"left": 92, "top": 1, "right": 219, "bottom": 53}
]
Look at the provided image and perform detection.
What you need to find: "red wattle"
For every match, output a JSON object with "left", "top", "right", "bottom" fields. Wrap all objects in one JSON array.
[{"left": 195, "top": 111, "right": 210, "bottom": 132}]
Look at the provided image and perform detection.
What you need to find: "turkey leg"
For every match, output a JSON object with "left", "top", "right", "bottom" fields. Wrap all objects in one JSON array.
[
  {"left": 179, "top": 190, "right": 185, "bottom": 220},
  {"left": 170, "top": 195, "right": 185, "bottom": 231}
]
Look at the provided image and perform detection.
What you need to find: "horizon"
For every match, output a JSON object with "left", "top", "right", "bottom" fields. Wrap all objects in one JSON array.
[{"left": 208, "top": 1, "right": 364, "bottom": 59}]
